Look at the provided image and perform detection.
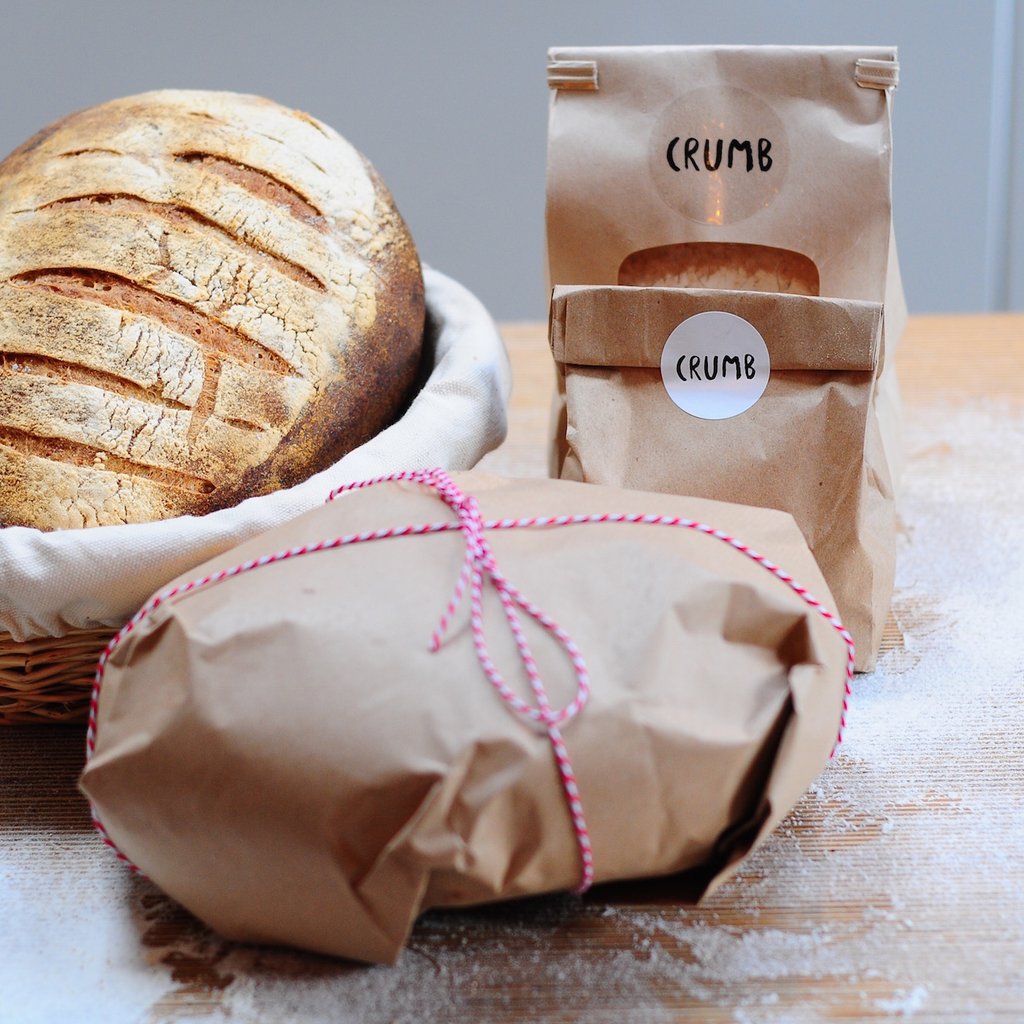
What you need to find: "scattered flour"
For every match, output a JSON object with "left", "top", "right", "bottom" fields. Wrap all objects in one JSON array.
[
  {"left": 2, "top": 400, "right": 1022, "bottom": 1022},
  {"left": 874, "top": 985, "right": 930, "bottom": 1017}
]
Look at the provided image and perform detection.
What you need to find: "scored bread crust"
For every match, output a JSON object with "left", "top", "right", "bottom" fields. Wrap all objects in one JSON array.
[{"left": 0, "top": 89, "right": 425, "bottom": 530}]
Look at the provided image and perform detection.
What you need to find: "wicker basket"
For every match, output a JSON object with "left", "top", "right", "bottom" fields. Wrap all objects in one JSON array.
[
  {"left": 0, "top": 628, "right": 110, "bottom": 723},
  {"left": 0, "top": 267, "right": 509, "bottom": 727}
]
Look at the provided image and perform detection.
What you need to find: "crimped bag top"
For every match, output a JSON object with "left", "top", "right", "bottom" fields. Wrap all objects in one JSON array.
[
  {"left": 545, "top": 44, "right": 898, "bottom": 302},
  {"left": 0, "top": 89, "right": 424, "bottom": 530}
]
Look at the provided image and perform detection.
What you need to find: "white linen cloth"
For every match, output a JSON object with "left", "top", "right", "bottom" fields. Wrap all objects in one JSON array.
[{"left": 0, "top": 266, "right": 511, "bottom": 639}]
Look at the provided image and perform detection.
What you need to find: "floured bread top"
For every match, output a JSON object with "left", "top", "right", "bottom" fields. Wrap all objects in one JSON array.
[{"left": 0, "top": 89, "right": 424, "bottom": 530}]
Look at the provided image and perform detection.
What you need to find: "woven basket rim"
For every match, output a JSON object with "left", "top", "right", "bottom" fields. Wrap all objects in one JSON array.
[{"left": 1, "top": 625, "right": 113, "bottom": 724}]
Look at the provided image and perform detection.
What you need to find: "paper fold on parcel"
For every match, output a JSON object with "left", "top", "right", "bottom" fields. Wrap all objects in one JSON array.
[{"left": 81, "top": 471, "right": 851, "bottom": 964}]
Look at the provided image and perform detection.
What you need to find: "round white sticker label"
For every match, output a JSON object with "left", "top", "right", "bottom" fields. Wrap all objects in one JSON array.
[
  {"left": 660, "top": 311, "right": 770, "bottom": 420},
  {"left": 649, "top": 86, "right": 789, "bottom": 226}
]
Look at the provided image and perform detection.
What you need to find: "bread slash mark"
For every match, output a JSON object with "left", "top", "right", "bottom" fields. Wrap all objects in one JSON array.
[
  {"left": 36, "top": 193, "right": 327, "bottom": 293},
  {"left": 187, "top": 354, "right": 220, "bottom": 443},
  {"left": 0, "top": 352, "right": 193, "bottom": 411},
  {"left": 0, "top": 425, "right": 215, "bottom": 495},
  {"left": 173, "top": 152, "right": 328, "bottom": 231},
  {"left": 9, "top": 268, "right": 301, "bottom": 378},
  {"left": 290, "top": 110, "right": 331, "bottom": 139},
  {"left": 58, "top": 148, "right": 124, "bottom": 158}
]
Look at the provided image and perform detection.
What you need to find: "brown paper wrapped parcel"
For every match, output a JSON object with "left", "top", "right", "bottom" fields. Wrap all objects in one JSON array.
[{"left": 81, "top": 471, "right": 851, "bottom": 964}]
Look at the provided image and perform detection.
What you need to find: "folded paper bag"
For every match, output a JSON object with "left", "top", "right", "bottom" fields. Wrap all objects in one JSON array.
[
  {"left": 550, "top": 284, "right": 893, "bottom": 670},
  {"left": 80, "top": 470, "right": 853, "bottom": 964}
]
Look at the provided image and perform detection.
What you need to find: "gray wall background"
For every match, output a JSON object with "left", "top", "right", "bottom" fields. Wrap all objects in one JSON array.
[{"left": 0, "top": 0, "right": 1020, "bottom": 321}]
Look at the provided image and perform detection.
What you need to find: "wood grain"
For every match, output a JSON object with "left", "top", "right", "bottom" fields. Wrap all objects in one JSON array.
[{"left": 2, "top": 314, "right": 1023, "bottom": 1023}]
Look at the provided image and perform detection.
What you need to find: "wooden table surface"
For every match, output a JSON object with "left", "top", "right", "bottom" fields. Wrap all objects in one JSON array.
[{"left": 3, "top": 314, "right": 1024, "bottom": 1023}]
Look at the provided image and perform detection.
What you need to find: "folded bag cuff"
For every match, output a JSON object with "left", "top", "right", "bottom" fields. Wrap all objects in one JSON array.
[{"left": 549, "top": 285, "right": 882, "bottom": 373}]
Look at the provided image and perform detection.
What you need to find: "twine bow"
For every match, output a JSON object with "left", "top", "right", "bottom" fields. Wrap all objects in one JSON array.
[{"left": 330, "top": 468, "right": 595, "bottom": 892}]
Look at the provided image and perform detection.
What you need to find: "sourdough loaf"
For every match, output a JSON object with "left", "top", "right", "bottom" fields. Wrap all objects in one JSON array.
[{"left": 0, "top": 90, "right": 425, "bottom": 530}]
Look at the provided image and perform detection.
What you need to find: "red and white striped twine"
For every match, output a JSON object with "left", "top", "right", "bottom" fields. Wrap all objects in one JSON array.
[{"left": 86, "top": 468, "right": 854, "bottom": 895}]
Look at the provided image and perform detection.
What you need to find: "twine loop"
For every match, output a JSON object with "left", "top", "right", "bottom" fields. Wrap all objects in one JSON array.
[{"left": 332, "top": 468, "right": 595, "bottom": 891}]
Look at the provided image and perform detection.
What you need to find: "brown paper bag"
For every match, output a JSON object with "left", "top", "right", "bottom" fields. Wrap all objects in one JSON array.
[
  {"left": 551, "top": 285, "right": 890, "bottom": 669},
  {"left": 545, "top": 45, "right": 905, "bottom": 669},
  {"left": 82, "top": 470, "right": 851, "bottom": 964}
]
